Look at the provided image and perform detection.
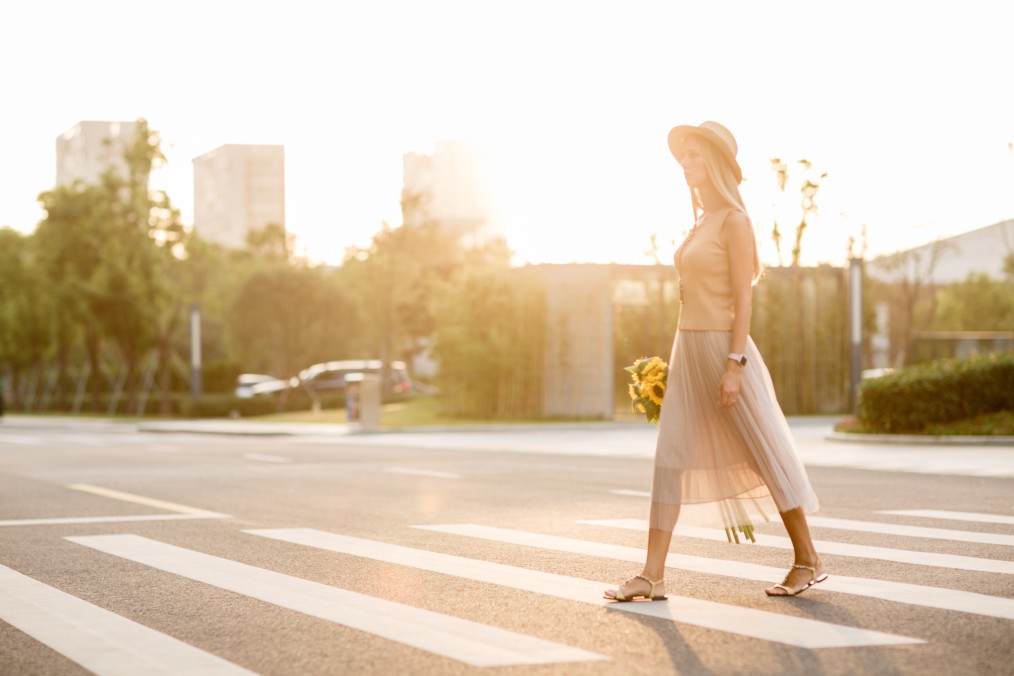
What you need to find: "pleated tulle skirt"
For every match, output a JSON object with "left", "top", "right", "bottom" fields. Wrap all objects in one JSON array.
[{"left": 649, "top": 330, "right": 819, "bottom": 537}]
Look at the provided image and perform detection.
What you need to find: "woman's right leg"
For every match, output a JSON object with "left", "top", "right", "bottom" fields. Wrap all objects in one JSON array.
[
  {"left": 642, "top": 528, "right": 673, "bottom": 581},
  {"left": 605, "top": 503, "right": 678, "bottom": 600}
]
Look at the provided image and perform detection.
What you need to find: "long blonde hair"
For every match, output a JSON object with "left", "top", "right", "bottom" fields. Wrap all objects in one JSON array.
[{"left": 690, "top": 138, "right": 764, "bottom": 284}]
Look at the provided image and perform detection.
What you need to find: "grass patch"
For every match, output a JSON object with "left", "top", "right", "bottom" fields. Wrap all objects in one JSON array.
[
  {"left": 255, "top": 395, "right": 613, "bottom": 429},
  {"left": 923, "top": 410, "right": 1014, "bottom": 436},
  {"left": 835, "top": 410, "right": 1014, "bottom": 436}
]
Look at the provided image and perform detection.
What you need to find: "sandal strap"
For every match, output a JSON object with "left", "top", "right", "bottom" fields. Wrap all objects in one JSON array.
[
  {"left": 791, "top": 563, "right": 817, "bottom": 577},
  {"left": 633, "top": 574, "right": 664, "bottom": 596}
]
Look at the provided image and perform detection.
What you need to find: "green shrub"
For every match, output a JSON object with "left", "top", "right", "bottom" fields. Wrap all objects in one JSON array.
[
  {"left": 857, "top": 351, "right": 1014, "bottom": 433},
  {"left": 181, "top": 390, "right": 347, "bottom": 418}
]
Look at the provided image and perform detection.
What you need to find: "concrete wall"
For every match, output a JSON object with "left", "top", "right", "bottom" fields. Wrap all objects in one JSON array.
[{"left": 538, "top": 265, "right": 614, "bottom": 419}]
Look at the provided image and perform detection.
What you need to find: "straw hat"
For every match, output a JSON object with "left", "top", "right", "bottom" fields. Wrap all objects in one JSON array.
[{"left": 667, "top": 121, "right": 742, "bottom": 184}]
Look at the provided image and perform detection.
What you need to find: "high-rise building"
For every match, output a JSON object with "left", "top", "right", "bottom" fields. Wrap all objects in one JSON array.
[
  {"left": 56, "top": 120, "right": 140, "bottom": 188},
  {"left": 402, "top": 140, "right": 500, "bottom": 245},
  {"left": 192, "top": 144, "right": 285, "bottom": 250}
]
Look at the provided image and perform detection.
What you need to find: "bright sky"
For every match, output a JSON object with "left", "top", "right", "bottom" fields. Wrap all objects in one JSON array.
[{"left": 2, "top": 1, "right": 1012, "bottom": 267}]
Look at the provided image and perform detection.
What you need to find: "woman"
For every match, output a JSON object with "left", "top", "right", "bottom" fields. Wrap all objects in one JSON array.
[{"left": 605, "top": 121, "right": 826, "bottom": 601}]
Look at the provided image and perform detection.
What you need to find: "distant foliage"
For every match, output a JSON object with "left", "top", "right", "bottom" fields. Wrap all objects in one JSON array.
[
  {"left": 750, "top": 266, "right": 849, "bottom": 414},
  {"left": 857, "top": 352, "right": 1014, "bottom": 433},
  {"left": 929, "top": 272, "right": 1014, "bottom": 332},
  {"left": 227, "top": 266, "right": 358, "bottom": 378},
  {"left": 430, "top": 265, "right": 545, "bottom": 418}
]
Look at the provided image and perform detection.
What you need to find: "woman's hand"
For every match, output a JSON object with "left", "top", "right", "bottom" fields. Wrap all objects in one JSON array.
[{"left": 718, "top": 367, "right": 742, "bottom": 408}]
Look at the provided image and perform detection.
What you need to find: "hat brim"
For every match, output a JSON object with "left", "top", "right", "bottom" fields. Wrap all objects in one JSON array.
[{"left": 668, "top": 125, "right": 743, "bottom": 184}]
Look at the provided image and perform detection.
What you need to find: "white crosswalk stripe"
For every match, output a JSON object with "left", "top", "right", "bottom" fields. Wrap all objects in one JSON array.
[
  {"left": 64, "top": 534, "right": 607, "bottom": 668},
  {"left": 609, "top": 492, "right": 1014, "bottom": 546},
  {"left": 0, "top": 564, "right": 255, "bottom": 676},
  {"left": 879, "top": 509, "right": 1014, "bottom": 526},
  {"left": 807, "top": 516, "right": 1014, "bottom": 546},
  {"left": 581, "top": 518, "right": 1014, "bottom": 574},
  {"left": 245, "top": 527, "right": 921, "bottom": 648},
  {"left": 415, "top": 524, "right": 1014, "bottom": 621}
]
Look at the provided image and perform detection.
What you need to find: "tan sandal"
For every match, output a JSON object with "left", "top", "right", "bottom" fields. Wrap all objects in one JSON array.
[
  {"left": 604, "top": 574, "right": 667, "bottom": 602},
  {"left": 765, "top": 562, "right": 828, "bottom": 597}
]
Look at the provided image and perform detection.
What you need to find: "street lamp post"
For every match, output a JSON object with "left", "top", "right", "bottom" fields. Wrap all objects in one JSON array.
[
  {"left": 190, "top": 304, "right": 202, "bottom": 401},
  {"left": 848, "top": 258, "right": 863, "bottom": 412}
]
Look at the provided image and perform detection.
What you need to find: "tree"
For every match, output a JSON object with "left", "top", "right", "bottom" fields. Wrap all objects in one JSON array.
[
  {"left": 0, "top": 228, "right": 54, "bottom": 409},
  {"left": 769, "top": 158, "right": 828, "bottom": 267},
  {"left": 430, "top": 263, "right": 545, "bottom": 418},
  {"left": 930, "top": 272, "right": 1014, "bottom": 332},
  {"left": 227, "top": 266, "right": 358, "bottom": 380},
  {"left": 34, "top": 183, "right": 110, "bottom": 410},
  {"left": 871, "top": 239, "right": 953, "bottom": 366},
  {"left": 338, "top": 199, "right": 468, "bottom": 391},
  {"left": 34, "top": 118, "right": 185, "bottom": 412},
  {"left": 245, "top": 222, "right": 295, "bottom": 263}
]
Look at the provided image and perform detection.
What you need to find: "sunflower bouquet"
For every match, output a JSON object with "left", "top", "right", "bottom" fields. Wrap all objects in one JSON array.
[{"left": 625, "top": 356, "right": 669, "bottom": 424}]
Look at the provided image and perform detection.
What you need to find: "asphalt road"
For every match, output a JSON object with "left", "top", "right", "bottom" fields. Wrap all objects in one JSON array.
[{"left": 1, "top": 417, "right": 1012, "bottom": 675}]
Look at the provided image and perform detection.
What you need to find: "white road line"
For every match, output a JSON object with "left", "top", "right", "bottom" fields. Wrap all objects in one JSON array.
[
  {"left": 0, "top": 435, "right": 43, "bottom": 445},
  {"left": 243, "top": 453, "right": 292, "bottom": 463},
  {"left": 415, "top": 524, "right": 1014, "bottom": 621},
  {"left": 246, "top": 528, "right": 921, "bottom": 649},
  {"left": 609, "top": 492, "right": 1014, "bottom": 544},
  {"left": 880, "top": 509, "right": 1014, "bottom": 526},
  {"left": 65, "top": 534, "right": 606, "bottom": 668},
  {"left": 386, "top": 467, "right": 462, "bottom": 479},
  {"left": 806, "top": 516, "right": 1014, "bottom": 547},
  {"left": 581, "top": 519, "right": 1014, "bottom": 575},
  {"left": 67, "top": 484, "right": 229, "bottom": 518},
  {"left": 0, "top": 563, "right": 254, "bottom": 676},
  {"left": 0, "top": 514, "right": 229, "bottom": 527}
]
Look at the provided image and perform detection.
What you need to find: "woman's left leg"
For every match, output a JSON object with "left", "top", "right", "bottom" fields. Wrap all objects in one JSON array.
[{"left": 766, "top": 507, "right": 826, "bottom": 596}]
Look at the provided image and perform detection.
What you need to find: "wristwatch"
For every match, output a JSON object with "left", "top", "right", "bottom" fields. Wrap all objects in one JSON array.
[{"left": 727, "top": 353, "right": 747, "bottom": 367}]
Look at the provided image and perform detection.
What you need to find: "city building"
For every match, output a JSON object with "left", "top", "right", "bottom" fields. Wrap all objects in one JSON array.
[
  {"left": 192, "top": 144, "right": 285, "bottom": 250},
  {"left": 401, "top": 140, "right": 501, "bottom": 246},
  {"left": 56, "top": 120, "right": 140, "bottom": 188},
  {"left": 869, "top": 219, "right": 1014, "bottom": 285}
]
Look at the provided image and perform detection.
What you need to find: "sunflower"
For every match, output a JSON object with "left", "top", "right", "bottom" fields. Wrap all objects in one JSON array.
[
  {"left": 644, "top": 381, "right": 665, "bottom": 406},
  {"left": 625, "top": 356, "right": 669, "bottom": 424}
]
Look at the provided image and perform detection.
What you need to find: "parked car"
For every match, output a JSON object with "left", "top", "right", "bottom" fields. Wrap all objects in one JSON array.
[
  {"left": 295, "top": 360, "right": 412, "bottom": 396},
  {"left": 234, "top": 373, "right": 289, "bottom": 398}
]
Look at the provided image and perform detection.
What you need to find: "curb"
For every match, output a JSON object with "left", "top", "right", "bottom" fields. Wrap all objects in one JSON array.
[
  {"left": 135, "top": 420, "right": 649, "bottom": 437},
  {"left": 825, "top": 432, "right": 1014, "bottom": 447}
]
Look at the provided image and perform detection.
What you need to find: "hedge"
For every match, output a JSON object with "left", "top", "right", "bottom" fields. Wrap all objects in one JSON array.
[
  {"left": 182, "top": 391, "right": 347, "bottom": 418},
  {"left": 856, "top": 351, "right": 1014, "bottom": 433}
]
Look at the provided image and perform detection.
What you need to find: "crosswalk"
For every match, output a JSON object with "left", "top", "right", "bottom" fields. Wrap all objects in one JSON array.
[
  {"left": 0, "top": 564, "right": 255, "bottom": 676},
  {"left": 2, "top": 496, "right": 1013, "bottom": 672},
  {"left": 66, "top": 534, "right": 606, "bottom": 668}
]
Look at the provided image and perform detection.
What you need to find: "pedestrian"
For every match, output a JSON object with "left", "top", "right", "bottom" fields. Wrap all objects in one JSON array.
[{"left": 605, "top": 121, "right": 826, "bottom": 601}]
